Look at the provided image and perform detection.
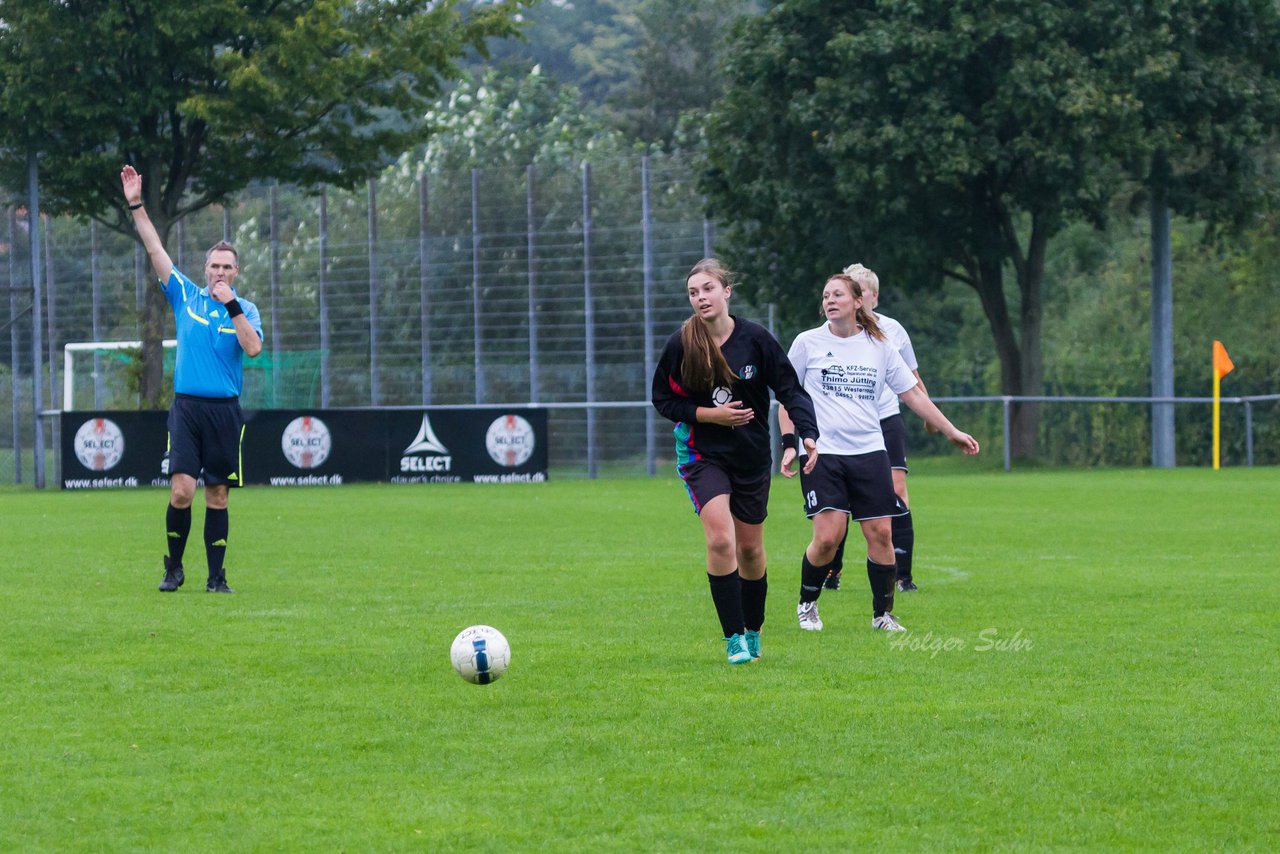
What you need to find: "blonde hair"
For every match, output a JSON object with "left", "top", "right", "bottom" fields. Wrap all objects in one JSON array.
[
  {"left": 842, "top": 262, "right": 879, "bottom": 297},
  {"left": 825, "top": 273, "right": 886, "bottom": 341},
  {"left": 680, "top": 258, "right": 738, "bottom": 393}
]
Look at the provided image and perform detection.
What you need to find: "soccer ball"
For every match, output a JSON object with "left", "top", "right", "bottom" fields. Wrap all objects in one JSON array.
[{"left": 450, "top": 625, "right": 511, "bottom": 684}]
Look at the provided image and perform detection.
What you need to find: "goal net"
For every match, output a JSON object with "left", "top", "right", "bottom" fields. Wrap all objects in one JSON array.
[
  {"left": 63, "top": 341, "right": 323, "bottom": 410},
  {"left": 62, "top": 340, "right": 177, "bottom": 411}
]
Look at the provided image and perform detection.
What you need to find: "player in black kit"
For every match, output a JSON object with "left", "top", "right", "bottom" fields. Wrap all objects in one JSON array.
[{"left": 652, "top": 258, "right": 820, "bottom": 665}]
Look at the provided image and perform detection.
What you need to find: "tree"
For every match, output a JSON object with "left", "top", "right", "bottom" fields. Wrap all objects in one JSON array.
[
  {"left": 417, "top": 66, "right": 625, "bottom": 172},
  {"left": 0, "top": 0, "right": 526, "bottom": 406},
  {"left": 483, "top": 0, "right": 759, "bottom": 148},
  {"left": 482, "top": 0, "right": 642, "bottom": 109},
  {"left": 705, "top": 1, "right": 1280, "bottom": 459},
  {"left": 612, "top": 0, "right": 756, "bottom": 145},
  {"left": 1103, "top": 0, "right": 1280, "bottom": 465},
  {"left": 1110, "top": 1, "right": 1280, "bottom": 235},
  {"left": 704, "top": 0, "right": 1145, "bottom": 457}
]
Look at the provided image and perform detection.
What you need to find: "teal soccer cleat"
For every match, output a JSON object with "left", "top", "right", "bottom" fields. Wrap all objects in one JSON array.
[{"left": 724, "top": 633, "right": 752, "bottom": 664}]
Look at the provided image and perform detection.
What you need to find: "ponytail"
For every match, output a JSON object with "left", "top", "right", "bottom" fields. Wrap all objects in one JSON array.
[{"left": 857, "top": 304, "right": 887, "bottom": 342}]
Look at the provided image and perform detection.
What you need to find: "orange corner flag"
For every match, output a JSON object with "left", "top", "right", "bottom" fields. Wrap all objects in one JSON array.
[{"left": 1213, "top": 340, "right": 1235, "bottom": 380}]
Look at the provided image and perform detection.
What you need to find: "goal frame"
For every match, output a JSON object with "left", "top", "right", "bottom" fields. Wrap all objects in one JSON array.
[{"left": 62, "top": 339, "right": 177, "bottom": 411}]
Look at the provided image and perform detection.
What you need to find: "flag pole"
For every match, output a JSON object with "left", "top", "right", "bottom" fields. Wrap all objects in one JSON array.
[
  {"left": 1211, "top": 340, "right": 1234, "bottom": 470},
  {"left": 1212, "top": 369, "right": 1222, "bottom": 470}
]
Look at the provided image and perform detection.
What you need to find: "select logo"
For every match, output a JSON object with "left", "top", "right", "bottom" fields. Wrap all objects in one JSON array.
[
  {"left": 74, "top": 418, "right": 125, "bottom": 471},
  {"left": 281, "top": 415, "right": 332, "bottom": 470},
  {"left": 400, "top": 415, "right": 452, "bottom": 472},
  {"left": 486, "top": 414, "right": 535, "bottom": 467}
]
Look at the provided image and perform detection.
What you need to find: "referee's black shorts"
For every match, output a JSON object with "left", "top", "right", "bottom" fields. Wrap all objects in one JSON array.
[{"left": 168, "top": 393, "right": 245, "bottom": 486}]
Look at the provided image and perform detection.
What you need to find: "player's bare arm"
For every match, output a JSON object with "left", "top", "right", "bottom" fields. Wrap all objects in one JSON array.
[
  {"left": 900, "top": 385, "right": 979, "bottom": 455},
  {"left": 913, "top": 370, "right": 929, "bottom": 398},
  {"left": 697, "top": 401, "right": 754, "bottom": 428},
  {"left": 777, "top": 404, "right": 819, "bottom": 477},
  {"left": 913, "top": 369, "right": 941, "bottom": 433},
  {"left": 120, "top": 165, "right": 173, "bottom": 283}
]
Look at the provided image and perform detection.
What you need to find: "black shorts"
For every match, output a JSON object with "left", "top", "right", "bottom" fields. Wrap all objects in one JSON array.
[
  {"left": 677, "top": 459, "right": 771, "bottom": 525},
  {"left": 799, "top": 450, "right": 900, "bottom": 521},
  {"left": 880, "top": 413, "right": 909, "bottom": 471},
  {"left": 168, "top": 394, "right": 245, "bottom": 487}
]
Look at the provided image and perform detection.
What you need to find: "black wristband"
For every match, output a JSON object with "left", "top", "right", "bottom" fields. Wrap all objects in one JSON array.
[
  {"left": 781, "top": 433, "right": 798, "bottom": 451},
  {"left": 128, "top": 202, "right": 144, "bottom": 210},
  {"left": 225, "top": 299, "right": 244, "bottom": 318}
]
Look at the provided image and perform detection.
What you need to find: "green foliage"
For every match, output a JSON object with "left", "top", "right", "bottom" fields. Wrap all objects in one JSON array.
[
  {"left": 703, "top": 0, "right": 1131, "bottom": 459},
  {"left": 195, "top": 66, "right": 715, "bottom": 406},
  {"left": 417, "top": 66, "right": 629, "bottom": 172},
  {"left": 0, "top": 0, "right": 528, "bottom": 406},
  {"left": 483, "top": 0, "right": 758, "bottom": 147},
  {"left": 704, "top": 0, "right": 1125, "bottom": 336},
  {"left": 1102, "top": 0, "right": 1280, "bottom": 228},
  {"left": 121, "top": 347, "right": 174, "bottom": 411},
  {"left": 704, "top": 0, "right": 1280, "bottom": 458},
  {"left": 902, "top": 205, "right": 1280, "bottom": 466},
  {"left": 0, "top": 0, "right": 529, "bottom": 230},
  {"left": 609, "top": 0, "right": 752, "bottom": 145}
]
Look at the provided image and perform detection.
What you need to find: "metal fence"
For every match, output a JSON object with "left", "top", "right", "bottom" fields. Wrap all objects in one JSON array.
[
  {"left": 2, "top": 154, "right": 781, "bottom": 486},
  {"left": 3, "top": 153, "right": 1276, "bottom": 487}
]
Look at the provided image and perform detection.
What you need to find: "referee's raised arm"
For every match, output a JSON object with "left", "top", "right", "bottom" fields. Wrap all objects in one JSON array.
[{"left": 120, "top": 165, "right": 173, "bottom": 283}]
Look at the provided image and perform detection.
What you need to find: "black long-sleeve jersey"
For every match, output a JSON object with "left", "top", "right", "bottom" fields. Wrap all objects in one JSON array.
[{"left": 651, "top": 316, "right": 819, "bottom": 473}]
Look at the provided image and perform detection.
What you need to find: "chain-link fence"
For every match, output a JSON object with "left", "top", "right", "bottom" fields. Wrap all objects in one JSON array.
[
  {"left": 2, "top": 154, "right": 782, "bottom": 486},
  {"left": 3, "top": 153, "right": 1277, "bottom": 487}
]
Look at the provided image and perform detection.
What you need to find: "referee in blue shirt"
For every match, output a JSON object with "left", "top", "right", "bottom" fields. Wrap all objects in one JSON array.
[{"left": 122, "top": 166, "right": 264, "bottom": 593}]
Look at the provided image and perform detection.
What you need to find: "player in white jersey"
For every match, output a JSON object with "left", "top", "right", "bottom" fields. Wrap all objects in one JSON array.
[
  {"left": 778, "top": 273, "right": 979, "bottom": 632},
  {"left": 823, "top": 263, "right": 929, "bottom": 593}
]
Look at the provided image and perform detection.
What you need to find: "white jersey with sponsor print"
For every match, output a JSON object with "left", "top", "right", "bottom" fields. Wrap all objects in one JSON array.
[
  {"left": 787, "top": 323, "right": 916, "bottom": 456},
  {"left": 874, "top": 312, "right": 919, "bottom": 419}
]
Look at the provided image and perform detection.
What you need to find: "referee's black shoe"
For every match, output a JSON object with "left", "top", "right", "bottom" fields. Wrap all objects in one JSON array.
[
  {"left": 206, "top": 575, "right": 235, "bottom": 594},
  {"left": 159, "top": 557, "right": 184, "bottom": 592},
  {"left": 896, "top": 578, "right": 919, "bottom": 592},
  {"left": 822, "top": 570, "right": 842, "bottom": 591}
]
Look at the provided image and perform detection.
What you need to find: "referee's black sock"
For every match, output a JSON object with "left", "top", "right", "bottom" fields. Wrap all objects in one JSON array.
[
  {"left": 867, "top": 558, "right": 896, "bottom": 617},
  {"left": 800, "top": 552, "right": 830, "bottom": 604},
  {"left": 741, "top": 573, "right": 768, "bottom": 632},
  {"left": 205, "top": 508, "right": 229, "bottom": 581},
  {"left": 707, "top": 570, "right": 745, "bottom": 638},
  {"left": 892, "top": 509, "right": 914, "bottom": 581},
  {"left": 166, "top": 503, "right": 191, "bottom": 566}
]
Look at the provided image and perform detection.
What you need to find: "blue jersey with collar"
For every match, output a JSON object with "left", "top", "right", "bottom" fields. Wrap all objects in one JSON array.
[{"left": 163, "top": 267, "right": 263, "bottom": 398}]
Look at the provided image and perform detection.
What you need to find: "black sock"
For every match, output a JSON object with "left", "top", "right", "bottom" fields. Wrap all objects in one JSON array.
[
  {"left": 205, "top": 508, "right": 229, "bottom": 581},
  {"left": 800, "top": 552, "right": 830, "bottom": 604},
  {"left": 831, "top": 527, "right": 848, "bottom": 575},
  {"left": 867, "top": 558, "right": 896, "bottom": 617},
  {"left": 741, "top": 573, "right": 768, "bottom": 632},
  {"left": 893, "top": 509, "right": 914, "bottom": 581},
  {"left": 707, "top": 570, "right": 745, "bottom": 638},
  {"left": 166, "top": 504, "right": 191, "bottom": 565}
]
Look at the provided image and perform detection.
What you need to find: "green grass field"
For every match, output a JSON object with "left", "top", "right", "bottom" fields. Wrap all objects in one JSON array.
[{"left": 2, "top": 464, "right": 1278, "bottom": 851}]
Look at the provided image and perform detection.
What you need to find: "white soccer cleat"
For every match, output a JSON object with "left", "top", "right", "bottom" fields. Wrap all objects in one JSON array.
[
  {"left": 872, "top": 613, "right": 907, "bottom": 632},
  {"left": 797, "top": 600, "right": 823, "bottom": 631}
]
